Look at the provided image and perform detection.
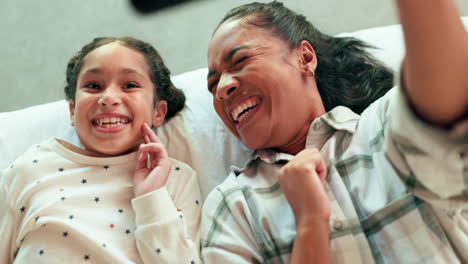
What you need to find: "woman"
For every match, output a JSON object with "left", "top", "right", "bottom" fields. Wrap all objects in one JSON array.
[{"left": 201, "top": 0, "right": 467, "bottom": 263}]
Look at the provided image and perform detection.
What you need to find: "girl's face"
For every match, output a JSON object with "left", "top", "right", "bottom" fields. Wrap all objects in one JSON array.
[{"left": 69, "top": 42, "right": 167, "bottom": 156}]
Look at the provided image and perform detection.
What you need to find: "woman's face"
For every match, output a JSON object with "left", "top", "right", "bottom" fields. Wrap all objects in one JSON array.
[
  {"left": 69, "top": 42, "right": 166, "bottom": 156},
  {"left": 207, "top": 18, "right": 322, "bottom": 153}
]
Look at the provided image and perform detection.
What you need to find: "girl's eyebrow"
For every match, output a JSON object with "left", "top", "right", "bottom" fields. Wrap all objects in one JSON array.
[
  {"left": 82, "top": 68, "right": 146, "bottom": 78},
  {"left": 120, "top": 68, "right": 146, "bottom": 78}
]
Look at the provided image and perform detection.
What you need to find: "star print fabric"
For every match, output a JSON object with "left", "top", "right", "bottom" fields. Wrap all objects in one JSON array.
[{"left": 0, "top": 137, "right": 202, "bottom": 263}]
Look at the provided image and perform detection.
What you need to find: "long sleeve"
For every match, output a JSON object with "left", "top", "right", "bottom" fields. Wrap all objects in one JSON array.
[
  {"left": 385, "top": 83, "right": 468, "bottom": 206},
  {"left": 132, "top": 164, "right": 201, "bottom": 264},
  {"left": 0, "top": 167, "right": 18, "bottom": 264},
  {"left": 384, "top": 82, "right": 468, "bottom": 261}
]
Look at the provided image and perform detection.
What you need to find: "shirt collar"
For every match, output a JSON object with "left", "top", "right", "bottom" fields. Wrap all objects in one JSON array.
[
  {"left": 231, "top": 106, "right": 360, "bottom": 174},
  {"left": 321, "top": 106, "right": 360, "bottom": 132},
  {"left": 306, "top": 106, "right": 360, "bottom": 149}
]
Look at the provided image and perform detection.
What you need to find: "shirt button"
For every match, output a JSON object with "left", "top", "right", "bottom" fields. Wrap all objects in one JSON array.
[
  {"left": 447, "top": 210, "right": 456, "bottom": 218},
  {"left": 333, "top": 220, "right": 343, "bottom": 231},
  {"left": 456, "top": 151, "right": 465, "bottom": 160},
  {"left": 313, "top": 121, "right": 322, "bottom": 131},
  {"left": 461, "top": 209, "right": 468, "bottom": 218}
]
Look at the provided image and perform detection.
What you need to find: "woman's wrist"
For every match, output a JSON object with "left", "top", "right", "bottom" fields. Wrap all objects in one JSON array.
[{"left": 296, "top": 216, "right": 330, "bottom": 234}]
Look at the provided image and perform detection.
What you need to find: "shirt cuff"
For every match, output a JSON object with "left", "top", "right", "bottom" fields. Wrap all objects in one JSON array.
[{"left": 131, "top": 187, "right": 178, "bottom": 226}]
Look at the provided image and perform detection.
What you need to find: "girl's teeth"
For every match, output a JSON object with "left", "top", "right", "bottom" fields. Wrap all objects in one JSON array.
[{"left": 94, "top": 117, "right": 130, "bottom": 127}]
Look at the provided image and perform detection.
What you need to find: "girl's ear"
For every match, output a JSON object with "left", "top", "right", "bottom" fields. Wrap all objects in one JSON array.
[
  {"left": 152, "top": 100, "right": 168, "bottom": 128},
  {"left": 297, "top": 40, "right": 318, "bottom": 76},
  {"left": 69, "top": 100, "right": 75, "bottom": 126}
]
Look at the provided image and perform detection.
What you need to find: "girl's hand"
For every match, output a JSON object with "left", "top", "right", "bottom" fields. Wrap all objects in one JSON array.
[
  {"left": 278, "top": 148, "right": 330, "bottom": 228},
  {"left": 133, "top": 123, "right": 172, "bottom": 197}
]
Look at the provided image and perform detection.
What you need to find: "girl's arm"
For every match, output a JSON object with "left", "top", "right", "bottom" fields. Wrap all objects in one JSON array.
[
  {"left": 132, "top": 165, "right": 201, "bottom": 264},
  {"left": 396, "top": 0, "right": 468, "bottom": 126},
  {"left": 132, "top": 124, "right": 201, "bottom": 264},
  {"left": 0, "top": 168, "right": 17, "bottom": 264}
]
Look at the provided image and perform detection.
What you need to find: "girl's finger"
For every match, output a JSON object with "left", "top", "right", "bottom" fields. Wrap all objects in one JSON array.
[
  {"left": 136, "top": 150, "right": 148, "bottom": 170},
  {"left": 140, "top": 143, "right": 169, "bottom": 170},
  {"left": 138, "top": 143, "right": 169, "bottom": 166},
  {"left": 142, "top": 123, "right": 162, "bottom": 144},
  {"left": 147, "top": 152, "right": 152, "bottom": 169}
]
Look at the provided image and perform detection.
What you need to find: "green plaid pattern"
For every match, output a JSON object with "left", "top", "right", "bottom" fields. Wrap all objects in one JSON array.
[{"left": 201, "top": 87, "right": 468, "bottom": 263}]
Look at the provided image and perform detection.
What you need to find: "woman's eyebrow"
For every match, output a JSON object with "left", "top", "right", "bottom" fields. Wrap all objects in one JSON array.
[
  {"left": 207, "top": 45, "right": 250, "bottom": 80},
  {"left": 225, "top": 45, "right": 249, "bottom": 63}
]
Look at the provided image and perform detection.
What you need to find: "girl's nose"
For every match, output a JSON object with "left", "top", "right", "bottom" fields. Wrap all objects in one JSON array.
[{"left": 98, "top": 87, "right": 122, "bottom": 106}]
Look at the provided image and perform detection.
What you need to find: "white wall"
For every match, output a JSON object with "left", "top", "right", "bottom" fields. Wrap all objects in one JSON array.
[{"left": 1, "top": 0, "right": 467, "bottom": 112}]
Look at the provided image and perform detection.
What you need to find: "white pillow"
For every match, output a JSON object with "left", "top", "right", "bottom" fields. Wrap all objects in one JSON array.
[{"left": 2, "top": 18, "right": 467, "bottom": 198}]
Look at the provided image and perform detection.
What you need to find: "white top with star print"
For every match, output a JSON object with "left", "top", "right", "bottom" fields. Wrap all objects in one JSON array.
[{"left": 0, "top": 137, "right": 202, "bottom": 264}]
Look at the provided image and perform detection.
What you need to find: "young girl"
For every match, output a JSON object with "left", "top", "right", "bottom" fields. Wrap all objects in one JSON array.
[{"left": 0, "top": 37, "right": 201, "bottom": 264}]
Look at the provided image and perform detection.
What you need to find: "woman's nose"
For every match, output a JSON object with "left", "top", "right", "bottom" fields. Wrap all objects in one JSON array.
[{"left": 215, "top": 73, "right": 238, "bottom": 100}]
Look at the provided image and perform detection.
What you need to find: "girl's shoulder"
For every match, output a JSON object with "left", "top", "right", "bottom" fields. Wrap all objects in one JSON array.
[
  {"left": 4, "top": 138, "right": 55, "bottom": 171},
  {"left": 1, "top": 138, "right": 55, "bottom": 198}
]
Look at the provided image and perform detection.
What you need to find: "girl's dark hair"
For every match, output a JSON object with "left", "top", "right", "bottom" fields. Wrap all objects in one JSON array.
[
  {"left": 64, "top": 37, "right": 185, "bottom": 120},
  {"left": 217, "top": 1, "right": 394, "bottom": 114}
]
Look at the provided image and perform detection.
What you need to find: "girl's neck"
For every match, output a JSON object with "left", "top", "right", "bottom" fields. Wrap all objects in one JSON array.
[{"left": 55, "top": 139, "right": 110, "bottom": 157}]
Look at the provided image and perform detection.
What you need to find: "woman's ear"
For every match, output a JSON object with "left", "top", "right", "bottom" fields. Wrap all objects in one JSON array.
[
  {"left": 298, "top": 40, "right": 318, "bottom": 76},
  {"left": 152, "top": 100, "right": 168, "bottom": 128},
  {"left": 69, "top": 100, "right": 75, "bottom": 126}
]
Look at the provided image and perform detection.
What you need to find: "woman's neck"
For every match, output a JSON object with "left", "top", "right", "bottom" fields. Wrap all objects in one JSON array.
[{"left": 275, "top": 122, "right": 311, "bottom": 155}]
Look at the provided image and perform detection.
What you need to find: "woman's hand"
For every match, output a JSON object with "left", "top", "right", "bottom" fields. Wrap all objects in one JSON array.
[
  {"left": 278, "top": 148, "right": 331, "bottom": 263},
  {"left": 133, "top": 123, "right": 172, "bottom": 197},
  {"left": 278, "top": 148, "right": 330, "bottom": 227}
]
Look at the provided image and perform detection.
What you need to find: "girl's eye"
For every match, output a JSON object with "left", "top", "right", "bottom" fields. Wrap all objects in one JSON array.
[
  {"left": 123, "top": 82, "right": 139, "bottom": 89},
  {"left": 84, "top": 82, "right": 101, "bottom": 90}
]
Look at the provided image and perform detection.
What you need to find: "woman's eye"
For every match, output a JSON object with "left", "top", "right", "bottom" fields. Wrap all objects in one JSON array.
[
  {"left": 232, "top": 56, "right": 249, "bottom": 69},
  {"left": 208, "top": 81, "right": 218, "bottom": 93},
  {"left": 124, "top": 82, "right": 139, "bottom": 89},
  {"left": 234, "top": 56, "right": 248, "bottom": 65},
  {"left": 84, "top": 82, "right": 101, "bottom": 90}
]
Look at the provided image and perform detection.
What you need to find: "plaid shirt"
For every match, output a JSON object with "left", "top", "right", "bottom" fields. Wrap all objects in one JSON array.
[{"left": 201, "top": 86, "right": 468, "bottom": 264}]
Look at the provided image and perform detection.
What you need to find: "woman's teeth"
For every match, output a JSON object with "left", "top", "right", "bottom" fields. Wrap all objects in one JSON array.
[{"left": 231, "top": 98, "right": 259, "bottom": 122}]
